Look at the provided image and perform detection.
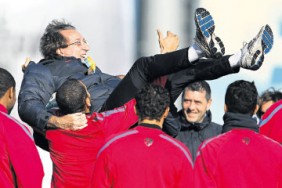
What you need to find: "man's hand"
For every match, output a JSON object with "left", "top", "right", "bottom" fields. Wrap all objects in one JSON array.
[
  {"left": 22, "top": 58, "right": 31, "bottom": 72},
  {"left": 116, "top": 75, "right": 125, "bottom": 79},
  {"left": 48, "top": 113, "right": 88, "bottom": 130},
  {"left": 157, "top": 30, "right": 179, "bottom": 54}
]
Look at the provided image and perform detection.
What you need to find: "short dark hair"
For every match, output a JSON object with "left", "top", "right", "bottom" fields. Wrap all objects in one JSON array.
[
  {"left": 40, "top": 19, "right": 76, "bottom": 59},
  {"left": 56, "top": 79, "right": 87, "bottom": 114},
  {"left": 182, "top": 81, "right": 211, "bottom": 101},
  {"left": 135, "top": 84, "right": 170, "bottom": 121},
  {"left": 0, "top": 68, "right": 15, "bottom": 98},
  {"left": 257, "top": 87, "right": 282, "bottom": 118},
  {"left": 225, "top": 80, "right": 258, "bottom": 115}
]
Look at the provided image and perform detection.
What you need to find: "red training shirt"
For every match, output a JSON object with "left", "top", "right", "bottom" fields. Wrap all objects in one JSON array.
[
  {"left": 0, "top": 104, "right": 44, "bottom": 188},
  {"left": 93, "top": 124, "right": 194, "bottom": 188},
  {"left": 46, "top": 99, "right": 138, "bottom": 188}
]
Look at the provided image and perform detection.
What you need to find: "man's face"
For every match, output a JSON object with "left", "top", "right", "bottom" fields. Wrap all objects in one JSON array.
[
  {"left": 7, "top": 88, "right": 16, "bottom": 114},
  {"left": 58, "top": 29, "right": 90, "bottom": 60},
  {"left": 182, "top": 89, "right": 211, "bottom": 123},
  {"left": 260, "top": 100, "right": 274, "bottom": 118}
]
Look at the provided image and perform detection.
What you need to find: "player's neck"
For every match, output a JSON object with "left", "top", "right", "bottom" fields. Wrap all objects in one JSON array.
[{"left": 139, "top": 118, "right": 164, "bottom": 128}]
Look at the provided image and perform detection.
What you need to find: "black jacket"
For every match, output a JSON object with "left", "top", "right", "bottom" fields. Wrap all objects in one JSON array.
[
  {"left": 18, "top": 57, "right": 121, "bottom": 131},
  {"left": 175, "top": 110, "right": 222, "bottom": 161}
]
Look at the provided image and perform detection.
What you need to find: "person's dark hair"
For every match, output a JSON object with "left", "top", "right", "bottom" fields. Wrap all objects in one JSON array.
[
  {"left": 0, "top": 68, "right": 15, "bottom": 98},
  {"left": 135, "top": 84, "right": 170, "bottom": 121},
  {"left": 257, "top": 87, "right": 282, "bottom": 118},
  {"left": 56, "top": 79, "right": 87, "bottom": 114},
  {"left": 40, "top": 19, "right": 76, "bottom": 59},
  {"left": 225, "top": 80, "right": 258, "bottom": 115},
  {"left": 182, "top": 81, "right": 211, "bottom": 101}
]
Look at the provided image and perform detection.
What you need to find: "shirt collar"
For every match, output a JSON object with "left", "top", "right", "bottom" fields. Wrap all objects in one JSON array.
[
  {"left": 0, "top": 104, "right": 7, "bottom": 114},
  {"left": 139, "top": 123, "right": 162, "bottom": 130}
]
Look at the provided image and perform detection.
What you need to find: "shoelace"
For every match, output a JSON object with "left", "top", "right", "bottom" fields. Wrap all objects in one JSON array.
[
  {"left": 247, "top": 38, "right": 256, "bottom": 52},
  {"left": 195, "top": 30, "right": 210, "bottom": 55},
  {"left": 241, "top": 38, "right": 256, "bottom": 57}
]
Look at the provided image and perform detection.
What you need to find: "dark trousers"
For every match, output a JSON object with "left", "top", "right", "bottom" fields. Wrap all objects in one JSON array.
[
  {"left": 101, "top": 51, "right": 235, "bottom": 111},
  {"left": 100, "top": 49, "right": 237, "bottom": 137},
  {"left": 100, "top": 48, "right": 191, "bottom": 111}
]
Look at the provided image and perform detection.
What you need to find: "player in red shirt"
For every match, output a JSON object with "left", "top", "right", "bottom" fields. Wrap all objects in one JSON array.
[
  {"left": 46, "top": 79, "right": 138, "bottom": 188},
  {"left": 0, "top": 68, "right": 44, "bottom": 188},
  {"left": 93, "top": 84, "right": 193, "bottom": 188},
  {"left": 194, "top": 80, "right": 282, "bottom": 188},
  {"left": 260, "top": 99, "right": 282, "bottom": 144}
]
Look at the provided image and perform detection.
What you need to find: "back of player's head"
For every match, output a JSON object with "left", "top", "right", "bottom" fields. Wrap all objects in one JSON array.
[
  {"left": 225, "top": 80, "right": 258, "bottom": 115},
  {"left": 135, "top": 84, "right": 170, "bottom": 121},
  {"left": 56, "top": 79, "right": 87, "bottom": 114},
  {"left": 0, "top": 68, "right": 15, "bottom": 99}
]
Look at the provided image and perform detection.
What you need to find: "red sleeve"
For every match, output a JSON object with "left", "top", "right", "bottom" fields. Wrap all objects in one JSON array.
[
  {"left": 92, "top": 148, "right": 113, "bottom": 187},
  {"left": 279, "top": 158, "right": 282, "bottom": 187},
  {"left": 4, "top": 118, "right": 44, "bottom": 188},
  {"left": 90, "top": 99, "right": 138, "bottom": 137},
  {"left": 194, "top": 141, "right": 217, "bottom": 188}
]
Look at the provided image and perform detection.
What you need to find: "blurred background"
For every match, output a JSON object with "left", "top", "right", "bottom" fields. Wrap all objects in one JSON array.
[{"left": 1, "top": 0, "right": 282, "bottom": 187}]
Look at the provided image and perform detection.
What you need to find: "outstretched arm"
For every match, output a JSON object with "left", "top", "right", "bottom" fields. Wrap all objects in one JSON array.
[
  {"left": 48, "top": 113, "right": 87, "bottom": 130},
  {"left": 155, "top": 30, "right": 181, "bottom": 137},
  {"left": 157, "top": 30, "right": 179, "bottom": 54}
]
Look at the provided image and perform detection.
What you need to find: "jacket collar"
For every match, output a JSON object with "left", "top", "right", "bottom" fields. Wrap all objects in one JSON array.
[
  {"left": 179, "top": 109, "right": 212, "bottom": 130},
  {"left": 222, "top": 112, "right": 258, "bottom": 133},
  {"left": 39, "top": 56, "right": 82, "bottom": 65}
]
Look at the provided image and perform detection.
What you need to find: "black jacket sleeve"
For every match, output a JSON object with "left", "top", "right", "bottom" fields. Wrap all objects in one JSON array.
[{"left": 18, "top": 63, "right": 55, "bottom": 131}]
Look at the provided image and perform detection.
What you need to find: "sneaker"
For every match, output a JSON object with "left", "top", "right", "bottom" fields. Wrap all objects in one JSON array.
[
  {"left": 194, "top": 8, "right": 225, "bottom": 58},
  {"left": 262, "top": 24, "right": 274, "bottom": 54},
  {"left": 240, "top": 25, "right": 274, "bottom": 70}
]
